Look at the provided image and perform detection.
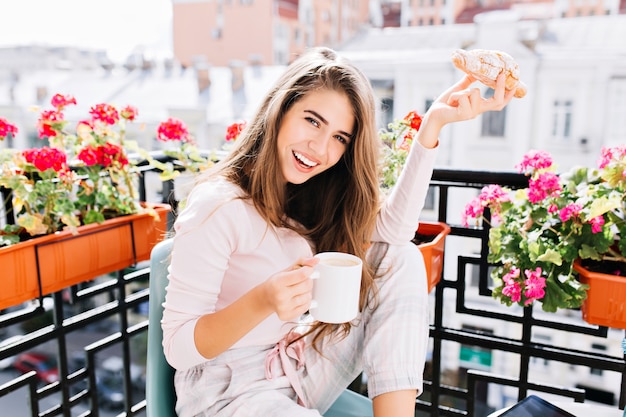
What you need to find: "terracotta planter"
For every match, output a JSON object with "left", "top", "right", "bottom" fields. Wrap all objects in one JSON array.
[
  {"left": 0, "top": 203, "right": 171, "bottom": 310},
  {"left": 414, "top": 221, "right": 451, "bottom": 293},
  {"left": 573, "top": 258, "right": 626, "bottom": 329}
]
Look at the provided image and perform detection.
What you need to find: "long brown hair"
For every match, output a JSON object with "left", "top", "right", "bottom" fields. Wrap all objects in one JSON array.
[{"left": 200, "top": 47, "right": 381, "bottom": 349}]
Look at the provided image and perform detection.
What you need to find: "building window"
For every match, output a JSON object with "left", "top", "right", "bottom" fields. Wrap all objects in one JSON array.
[
  {"left": 481, "top": 88, "right": 507, "bottom": 137},
  {"left": 371, "top": 79, "right": 394, "bottom": 129},
  {"left": 552, "top": 99, "right": 572, "bottom": 140}
]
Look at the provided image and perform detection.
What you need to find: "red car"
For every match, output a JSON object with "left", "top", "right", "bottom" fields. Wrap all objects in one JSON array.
[{"left": 13, "top": 352, "right": 59, "bottom": 384}]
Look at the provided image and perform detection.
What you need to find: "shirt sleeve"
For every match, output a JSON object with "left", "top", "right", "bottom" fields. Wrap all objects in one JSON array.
[
  {"left": 373, "top": 141, "right": 439, "bottom": 244},
  {"left": 161, "top": 180, "right": 249, "bottom": 370}
]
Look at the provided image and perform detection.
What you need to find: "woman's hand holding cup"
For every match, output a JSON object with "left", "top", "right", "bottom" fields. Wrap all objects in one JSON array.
[{"left": 262, "top": 257, "right": 318, "bottom": 321}]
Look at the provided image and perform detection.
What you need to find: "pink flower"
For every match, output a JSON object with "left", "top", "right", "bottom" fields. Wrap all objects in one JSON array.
[
  {"left": 598, "top": 145, "right": 626, "bottom": 169},
  {"left": 589, "top": 215, "right": 605, "bottom": 234},
  {"left": 516, "top": 150, "right": 553, "bottom": 174},
  {"left": 523, "top": 267, "right": 546, "bottom": 304},
  {"left": 503, "top": 267, "right": 520, "bottom": 284},
  {"left": 527, "top": 172, "right": 561, "bottom": 203},
  {"left": 461, "top": 184, "right": 510, "bottom": 226},
  {"left": 502, "top": 268, "right": 522, "bottom": 303},
  {"left": 479, "top": 184, "right": 510, "bottom": 204},
  {"left": 462, "top": 198, "right": 483, "bottom": 227},
  {"left": 50, "top": 93, "right": 77, "bottom": 110},
  {"left": 559, "top": 203, "right": 582, "bottom": 222}
]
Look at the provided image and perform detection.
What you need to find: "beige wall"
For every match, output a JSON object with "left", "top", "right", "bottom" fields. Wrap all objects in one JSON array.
[{"left": 173, "top": 0, "right": 275, "bottom": 67}]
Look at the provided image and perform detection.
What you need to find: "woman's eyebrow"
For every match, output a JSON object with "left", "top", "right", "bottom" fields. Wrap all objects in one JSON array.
[{"left": 304, "top": 109, "right": 353, "bottom": 138}]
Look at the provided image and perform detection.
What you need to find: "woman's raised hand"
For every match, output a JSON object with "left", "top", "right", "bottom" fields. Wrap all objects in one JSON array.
[
  {"left": 436, "top": 73, "right": 515, "bottom": 123},
  {"left": 416, "top": 73, "right": 518, "bottom": 148}
]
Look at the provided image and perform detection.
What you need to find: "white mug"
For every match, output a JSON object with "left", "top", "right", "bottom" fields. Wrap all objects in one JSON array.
[{"left": 309, "top": 252, "right": 363, "bottom": 323}]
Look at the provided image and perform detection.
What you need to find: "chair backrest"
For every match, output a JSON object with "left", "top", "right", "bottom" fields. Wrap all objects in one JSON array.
[{"left": 146, "top": 238, "right": 177, "bottom": 417}]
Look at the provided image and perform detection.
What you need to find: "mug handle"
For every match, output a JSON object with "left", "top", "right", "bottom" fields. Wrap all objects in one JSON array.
[{"left": 309, "top": 271, "right": 320, "bottom": 309}]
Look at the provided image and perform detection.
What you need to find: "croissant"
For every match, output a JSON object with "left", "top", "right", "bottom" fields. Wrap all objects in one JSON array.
[{"left": 451, "top": 49, "right": 527, "bottom": 98}]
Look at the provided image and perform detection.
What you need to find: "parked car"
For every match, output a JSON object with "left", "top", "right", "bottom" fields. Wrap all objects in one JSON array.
[
  {"left": 100, "top": 356, "right": 145, "bottom": 390},
  {"left": 13, "top": 352, "right": 59, "bottom": 384},
  {"left": 95, "top": 373, "right": 125, "bottom": 410}
]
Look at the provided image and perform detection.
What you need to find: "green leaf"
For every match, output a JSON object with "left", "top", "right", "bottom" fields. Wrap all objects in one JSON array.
[
  {"left": 588, "top": 195, "right": 621, "bottom": 219},
  {"left": 536, "top": 248, "right": 563, "bottom": 265},
  {"left": 83, "top": 210, "right": 105, "bottom": 224}
]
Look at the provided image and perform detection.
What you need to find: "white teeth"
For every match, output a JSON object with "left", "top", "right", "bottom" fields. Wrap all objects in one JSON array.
[{"left": 293, "top": 151, "right": 318, "bottom": 168}]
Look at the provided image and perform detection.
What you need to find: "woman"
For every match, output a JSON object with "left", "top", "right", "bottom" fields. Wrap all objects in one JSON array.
[{"left": 162, "top": 46, "right": 515, "bottom": 417}]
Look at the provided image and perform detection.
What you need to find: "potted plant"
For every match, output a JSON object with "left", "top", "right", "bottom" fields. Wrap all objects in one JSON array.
[
  {"left": 462, "top": 147, "right": 626, "bottom": 327},
  {"left": 0, "top": 94, "right": 214, "bottom": 309}
]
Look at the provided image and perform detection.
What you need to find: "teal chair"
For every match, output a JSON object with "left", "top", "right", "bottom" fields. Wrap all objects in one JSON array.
[{"left": 146, "top": 239, "right": 373, "bottom": 417}]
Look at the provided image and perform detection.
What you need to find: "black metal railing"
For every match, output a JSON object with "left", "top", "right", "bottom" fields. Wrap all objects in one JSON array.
[{"left": 1, "top": 162, "right": 624, "bottom": 417}]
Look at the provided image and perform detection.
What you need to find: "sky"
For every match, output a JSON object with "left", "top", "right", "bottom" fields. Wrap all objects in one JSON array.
[{"left": 0, "top": 0, "right": 173, "bottom": 63}]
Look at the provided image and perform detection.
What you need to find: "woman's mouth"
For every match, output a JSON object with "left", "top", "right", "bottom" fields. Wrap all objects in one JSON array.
[{"left": 293, "top": 151, "right": 319, "bottom": 169}]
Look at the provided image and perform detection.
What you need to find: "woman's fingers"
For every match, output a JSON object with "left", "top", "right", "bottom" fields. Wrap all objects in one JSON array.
[
  {"left": 265, "top": 259, "right": 319, "bottom": 320},
  {"left": 437, "top": 75, "right": 476, "bottom": 103},
  {"left": 445, "top": 74, "right": 516, "bottom": 118}
]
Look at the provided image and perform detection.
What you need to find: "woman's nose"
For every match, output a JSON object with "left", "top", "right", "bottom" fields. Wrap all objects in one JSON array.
[{"left": 308, "top": 133, "right": 331, "bottom": 155}]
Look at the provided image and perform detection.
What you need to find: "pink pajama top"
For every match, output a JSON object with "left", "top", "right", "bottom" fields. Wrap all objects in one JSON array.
[{"left": 162, "top": 142, "right": 438, "bottom": 371}]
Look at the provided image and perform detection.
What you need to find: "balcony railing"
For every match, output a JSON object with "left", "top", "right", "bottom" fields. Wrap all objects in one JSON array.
[{"left": 1, "top": 161, "right": 624, "bottom": 417}]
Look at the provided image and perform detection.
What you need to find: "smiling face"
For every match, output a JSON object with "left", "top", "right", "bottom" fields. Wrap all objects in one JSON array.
[{"left": 276, "top": 89, "right": 355, "bottom": 185}]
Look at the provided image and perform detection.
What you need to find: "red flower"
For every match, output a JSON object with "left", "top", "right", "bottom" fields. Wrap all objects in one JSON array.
[
  {"left": 157, "top": 117, "right": 190, "bottom": 142},
  {"left": 50, "top": 93, "right": 77, "bottom": 110},
  {"left": 77, "top": 146, "right": 100, "bottom": 166},
  {"left": 404, "top": 111, "right": 422, "bottom": 131},
  {"left": 37, "top": 110, "right": 64, "bottom": 139},
  {"left": 225, "top": 121, "right": 246, "bottom": 142},
  {"left": 77, "top": 143, "right": 128, "bottom": 168},
  {"left": 398, "top": 131, "right": 413, "bottom": 151},
  {"left": 101, "top": 142, "right": 129, "bottom": 166},
  {"left": 120, "top": 105, "right": 138, "bottom": 121},
  {"left": 0, "top": 117, "right": 18, "bottom": 140},
  {"left": 89, "top": 103, "right": 120, "bottom": 125},
  {"left": 22, "top": 146, "right": 68, "bottom": 173}
]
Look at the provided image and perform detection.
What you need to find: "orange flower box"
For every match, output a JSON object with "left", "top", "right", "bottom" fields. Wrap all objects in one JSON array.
[
  {"left": 0, "top": 203, "right": 171, "bottom": 310},
  {"left": 573, "top": 258, "right": 626, "bottom": 329},
  {"left": 413, "top": 221, "right": 451, "bottom": 293}
]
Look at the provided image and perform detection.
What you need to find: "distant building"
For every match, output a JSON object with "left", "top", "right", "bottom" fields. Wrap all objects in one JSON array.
[
  {"left": 171, "top": 0, "right": 373, "bottom": 67},
  {"left": 379, "top": 0, "right": 622, "bottom": 27}
]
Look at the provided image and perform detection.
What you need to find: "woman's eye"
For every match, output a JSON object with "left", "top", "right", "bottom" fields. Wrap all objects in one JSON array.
[
  {"left": 335, "top": 135, "right": 349, "bottom": 145},
  {"left": 306, "top": 117, "right": 320, "bottom": 128}
]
